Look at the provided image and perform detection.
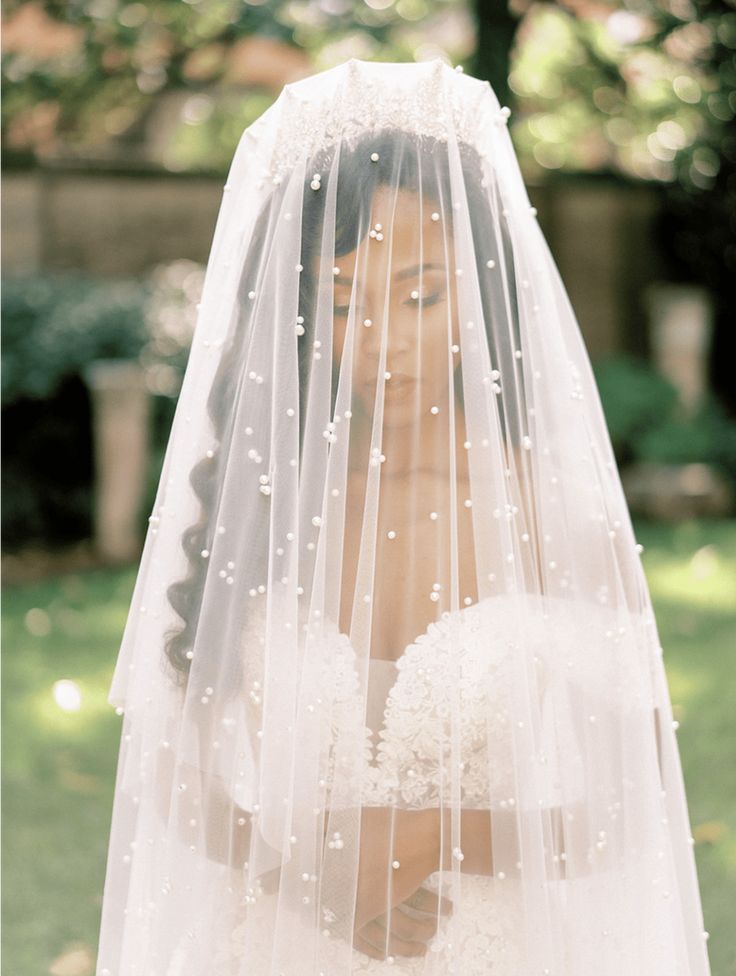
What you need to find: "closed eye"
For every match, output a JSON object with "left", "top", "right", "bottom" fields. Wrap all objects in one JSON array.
[
  {"left": 405, "top": 291, "right": 443, "bottom": 308},
  {"left": 334, "top": 292, "right": 444, "bottom": 317}
]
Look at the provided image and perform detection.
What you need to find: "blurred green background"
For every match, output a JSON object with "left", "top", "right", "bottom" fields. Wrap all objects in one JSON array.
[{"left": 3, "top": 520, "right": 734, "bottom": 974}]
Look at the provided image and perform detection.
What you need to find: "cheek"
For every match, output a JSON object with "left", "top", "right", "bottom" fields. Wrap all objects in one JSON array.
[
  {"left": 417, "top": 304, "right": 460, "bottom": 376},
  {"left": 331, "top": 317, "right": 351, "bottom": 370},
  {"left": 332, "top": 323, "right": 370, "bottom": 387}
]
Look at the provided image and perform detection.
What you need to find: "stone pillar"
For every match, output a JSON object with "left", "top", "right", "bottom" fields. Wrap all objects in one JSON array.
[
  {"left": 83, "top": 359, "right": 150, "bottom": 563},
  {"left": 620, "top": 282, "right": 732, "bottom": 519},
  {"left": 645, "top": 283, "right": 713, "bottom": 416}
]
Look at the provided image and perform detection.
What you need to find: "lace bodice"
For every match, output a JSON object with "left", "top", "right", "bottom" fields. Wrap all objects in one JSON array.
[{"left": 240, "top": 591, "right": 651, "bottom": 811}]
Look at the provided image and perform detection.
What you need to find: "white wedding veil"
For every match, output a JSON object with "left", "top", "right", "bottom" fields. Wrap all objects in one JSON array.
[{"left": 96, "top": 58, "right": 711, "bottom": 976}]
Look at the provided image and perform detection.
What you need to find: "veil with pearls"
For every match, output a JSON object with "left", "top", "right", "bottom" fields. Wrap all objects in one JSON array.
[{"left": 95, "top": 58, "right": 711, "bottom": 976}]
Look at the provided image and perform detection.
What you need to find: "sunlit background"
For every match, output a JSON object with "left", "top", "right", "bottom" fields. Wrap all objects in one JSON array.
[{"left": 2, "top": 1, "right": 735, "bottom": 974}]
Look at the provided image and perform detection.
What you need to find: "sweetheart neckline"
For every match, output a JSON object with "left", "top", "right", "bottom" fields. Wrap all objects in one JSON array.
[
  {"left": 321, "top": 592, "right": 546, "bottom": 766},
  {"left": 326, "top": 593, "right": 502, "bottom": 669}
]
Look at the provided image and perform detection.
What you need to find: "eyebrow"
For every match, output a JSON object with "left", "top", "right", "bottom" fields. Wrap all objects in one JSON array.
[{"left": 334, "top": 262, "right": 445, "bottom": 287}]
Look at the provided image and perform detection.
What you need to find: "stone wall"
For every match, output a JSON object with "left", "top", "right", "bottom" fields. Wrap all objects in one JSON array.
[
  {"left": 3, "top": 162, "right": 665, "bottom": 362},
  {"left": 6, "top": 162, "right": 723, "bottom": 552}
]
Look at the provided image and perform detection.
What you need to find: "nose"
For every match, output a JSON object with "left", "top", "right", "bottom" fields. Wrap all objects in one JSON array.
[{"left": 360, "top": 311, "right": 415, "bottom": 368}]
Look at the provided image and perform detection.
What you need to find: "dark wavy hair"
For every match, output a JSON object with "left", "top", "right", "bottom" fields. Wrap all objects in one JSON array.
[{"left": 163, "top": 127, "right": 521, "bottom": 691}]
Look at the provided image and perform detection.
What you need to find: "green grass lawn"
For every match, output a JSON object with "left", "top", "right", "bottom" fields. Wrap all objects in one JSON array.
[{"left": 2, "top": 518, "right": 735, "bottom": 975}]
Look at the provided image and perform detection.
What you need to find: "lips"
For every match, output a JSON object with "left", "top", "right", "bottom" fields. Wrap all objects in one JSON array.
[
  {"left": 360, "top": 372, "right": 417, "bottom": 397},
  {"left": 362, "top": 372, "right": 415, "bottom": 385},
  {"left": 385, "top": 373, "right": 414, "bottom": 393}
]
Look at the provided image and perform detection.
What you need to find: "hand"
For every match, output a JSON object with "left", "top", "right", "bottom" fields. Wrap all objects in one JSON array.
[
  {"left": 354, "top": 885, "right": 453, "bottom": 961},
  {"left": 352, "top": 807, "right": 449, "bottom": 960}
]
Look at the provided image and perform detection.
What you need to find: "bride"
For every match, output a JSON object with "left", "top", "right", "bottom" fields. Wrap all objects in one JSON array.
[{"left": 95, "top": 58, "right": 712, "bottom": 975}]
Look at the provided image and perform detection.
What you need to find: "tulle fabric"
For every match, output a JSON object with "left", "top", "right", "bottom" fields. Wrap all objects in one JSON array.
[{"left": 96, "top": 58, "right": 711, "bottom": 975}]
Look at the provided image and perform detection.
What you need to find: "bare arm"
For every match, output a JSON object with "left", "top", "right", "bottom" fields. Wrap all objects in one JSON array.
[
  {"left": 156, "top": 700, "right": 665, "bottom": 879},
  {"left": 155, "top": 742, "right": 253, "bottom": 868}
]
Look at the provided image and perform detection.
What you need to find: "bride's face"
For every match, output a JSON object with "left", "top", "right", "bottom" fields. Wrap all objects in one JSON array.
[{"left": 328, "top": 185, "right": 461, "bottom": 428}]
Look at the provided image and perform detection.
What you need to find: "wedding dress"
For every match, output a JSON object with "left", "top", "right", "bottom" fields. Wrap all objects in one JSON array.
[
  {"left": 160, "top": 587, "right": 699, "bottom": 975},
  {"left": 95, "top": 58, "right": 712, "bottom": 976}
]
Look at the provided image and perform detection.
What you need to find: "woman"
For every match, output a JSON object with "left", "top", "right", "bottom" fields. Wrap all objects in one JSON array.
[{"left": 96, "top": 59, "right": 712, "bottom": 975}]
